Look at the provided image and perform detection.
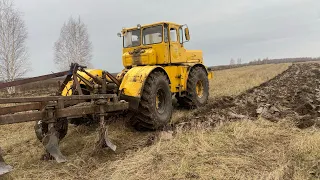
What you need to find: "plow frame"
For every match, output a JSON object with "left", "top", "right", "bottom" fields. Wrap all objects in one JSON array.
[
  {"left": 0, "top": 63, "right": 129, "bottom": 175},
  {"left": 0, "top": 94, "right": 128, "bottom": 125}
]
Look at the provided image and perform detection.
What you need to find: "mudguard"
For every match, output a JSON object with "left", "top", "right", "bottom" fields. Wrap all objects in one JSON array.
[
  {"left": 119, "top": 66, "right": 166, "bottom": 109},
  {"left": 182, "top": 63, "right": 213, "bottom": 81}
]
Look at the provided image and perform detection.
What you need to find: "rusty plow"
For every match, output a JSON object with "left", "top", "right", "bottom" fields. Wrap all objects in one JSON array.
[
  {"left": 42, "top": 124, "right": 67, "bottom": 163},
  {"left": 95, "top": 100, "right": 117, "bottom": 152},
  {"left": 0, "top": 63, "right": 128, "bottom": 172},
  {"left": 0, "top": 148, "right": 13, "bottom": 176}
]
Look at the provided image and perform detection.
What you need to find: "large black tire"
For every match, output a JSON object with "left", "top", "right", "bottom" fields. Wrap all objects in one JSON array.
[
  {"left": 132, "top": 71, "right": 173, "bottom": 130},
  {"left": 34, "top": 118, "right": 68, "bottom": 142},
  {"left": 176, "top": 66, "right": 209, "bottom": 108}
]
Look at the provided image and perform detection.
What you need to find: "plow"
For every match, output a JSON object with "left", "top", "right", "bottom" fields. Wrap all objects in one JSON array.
[
  {"left": 0, "top": 63, "right": 129, "bottom": 174},
  {"left": 0, "top": 21, "right": 213, "bottom": 175}
]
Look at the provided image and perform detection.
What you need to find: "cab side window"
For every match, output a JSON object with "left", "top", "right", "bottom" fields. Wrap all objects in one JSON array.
[
  {"left": 164, "top": 26, "right": 169, "bottom": 42},
  {"left": 179, "top": 28, "right": 184, "bottom": 44},
  {"left": 170, "top": 28, "right": 177, "bottom": 42}
]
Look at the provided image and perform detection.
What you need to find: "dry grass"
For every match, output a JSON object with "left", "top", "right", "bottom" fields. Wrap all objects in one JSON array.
[
  {"left": 105, "top": 119, "right": 320, "bottom": 180},
  {"left": 2, "top": 63, "right": 319, "bottom": 180},
  {"left": 1, "top": 120, "right": 158, "bottom": 180}
]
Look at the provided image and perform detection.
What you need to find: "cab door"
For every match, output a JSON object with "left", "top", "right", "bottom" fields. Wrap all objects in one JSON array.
[{"left": 169, "top": 24, "right": 186, "bottom": 63}]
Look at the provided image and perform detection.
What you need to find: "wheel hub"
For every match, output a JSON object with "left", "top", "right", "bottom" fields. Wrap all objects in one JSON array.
[
  {"left": 156, "top": 89, "right": 165, "bottom": 113},
  {"left": 196, "top": 80, "right": 204, "bottom": 98}
]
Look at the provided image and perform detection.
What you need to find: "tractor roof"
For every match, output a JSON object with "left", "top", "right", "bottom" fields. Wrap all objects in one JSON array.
[{"left": 123, "top": 21, "right": 181, "bottom": 31}]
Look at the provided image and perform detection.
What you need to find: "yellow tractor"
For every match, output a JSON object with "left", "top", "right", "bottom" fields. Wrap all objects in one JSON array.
[
  {"left": 62, "top": 21, "right": 213, "bottom": 129},
  {"left": 60, "top": 21, "right": 213, "bottom": 129},
  {"left": 0, "top": 22, "right": 213, "bottom": 171}
]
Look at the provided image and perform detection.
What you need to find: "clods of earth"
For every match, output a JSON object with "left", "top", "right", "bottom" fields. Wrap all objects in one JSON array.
[{"left": 182, "top": 63, "right": 320, "bottom": 129}]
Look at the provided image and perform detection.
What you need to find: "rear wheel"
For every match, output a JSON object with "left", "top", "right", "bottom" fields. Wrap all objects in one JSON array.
[
  {"left": 176, "top": 66, "right": 209, "bottom": 108},
  {"left": 132, "top": 71, "right": 173, "bottom": 130}
]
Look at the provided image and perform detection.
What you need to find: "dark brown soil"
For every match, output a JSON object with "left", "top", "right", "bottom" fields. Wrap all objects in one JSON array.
[{"left": 181, "top": 63, "right": 320, "bottom": 129}]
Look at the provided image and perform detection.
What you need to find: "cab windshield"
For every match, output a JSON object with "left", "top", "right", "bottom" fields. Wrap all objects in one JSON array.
[
  {"left": 123, "top": 29, "right": 141, "bottom": 48},
  {"left": 142, "top": 25, "right": 163, "bottom": 45},
  {"left": 123, "top": 25, "right": 163, "bottom": 47}
]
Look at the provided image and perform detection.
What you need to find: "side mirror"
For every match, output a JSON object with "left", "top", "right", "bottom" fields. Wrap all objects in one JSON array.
[
  {"left": 184, "top": 28, "right": 190, "bottom": 41},
  {"left": 117, "top": 32, "right": 122, "bottom": 37}
]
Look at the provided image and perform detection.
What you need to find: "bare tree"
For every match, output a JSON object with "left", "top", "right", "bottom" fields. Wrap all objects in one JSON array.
[
  {"left": 54, "top": 16, "right": 92, "bottom": 71},
  {"left": 0, "top": 0, "right": 30, "bottom": 94},
  {"left": 230, "top": 58, "right": 235, "bottom": 65},
  {"left": 237, "top": 58, "right": 242, "bottom": 64}
]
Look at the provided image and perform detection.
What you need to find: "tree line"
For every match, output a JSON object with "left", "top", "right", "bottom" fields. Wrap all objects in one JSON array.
[
  {"left": 209, "top": 57, "right": 320, "bottom": 71},
  {"left": 0, "top": 0, "right": 92, "bottom": 93},
  {"left": 247, "top": 57, "right": 320, "bottom": 65}
]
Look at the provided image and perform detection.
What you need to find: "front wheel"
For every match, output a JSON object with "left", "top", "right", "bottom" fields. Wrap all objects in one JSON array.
[{"left": 132, "top": 71, "right": 173, "bottom": 130}]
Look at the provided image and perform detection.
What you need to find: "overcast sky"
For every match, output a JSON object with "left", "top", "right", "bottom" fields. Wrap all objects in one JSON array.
[{"left": 13, "top": 0, "right": 320, "bottom": 76}]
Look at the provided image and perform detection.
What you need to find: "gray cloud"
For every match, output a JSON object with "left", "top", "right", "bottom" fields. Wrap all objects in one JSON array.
[{"left": 13, "top": 0, "right": 320, "bottom": 76}]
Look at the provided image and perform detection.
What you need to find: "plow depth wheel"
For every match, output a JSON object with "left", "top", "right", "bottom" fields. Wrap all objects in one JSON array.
[
  {"left": 34, "top": 118, "right": 69, "bottom": 142},
  {"left": 133, "top": 71, "right": 172, "bottom": 130},
  {"left": 34, "top": 118, "right": 68, "bottom": 162}
]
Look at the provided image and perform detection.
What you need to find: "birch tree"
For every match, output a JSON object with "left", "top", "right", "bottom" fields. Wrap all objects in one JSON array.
[
  {"left": 54, "top": 16, "right": 92, "bottom": 71},
  {"left": 230, "top": 58, "right": 235, "bottom": 65},
  {"left": 0, "top": 0, "right": 30, "bottom": 93},
  {"left": 237, "top": 58, "right": 242, "bottom": 64}
]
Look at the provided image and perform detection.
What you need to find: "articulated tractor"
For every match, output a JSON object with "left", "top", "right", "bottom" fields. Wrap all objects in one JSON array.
[{"left": 0, "top": 21, "right": 212, "bottom": 175}]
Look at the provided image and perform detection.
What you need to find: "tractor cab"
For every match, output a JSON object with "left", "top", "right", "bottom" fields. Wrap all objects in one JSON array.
[{"left": 118, "top": 22, "right": 201, "bottom": 68}]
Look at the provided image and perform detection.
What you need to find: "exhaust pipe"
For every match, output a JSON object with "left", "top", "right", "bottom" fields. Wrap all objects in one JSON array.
[{"left": 0, "top": 148, "right": 13, "bottom": 176}]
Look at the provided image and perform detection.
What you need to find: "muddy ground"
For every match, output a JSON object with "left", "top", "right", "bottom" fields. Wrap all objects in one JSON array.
[
  {"left": 181, "top": 63, "right": 320, "bottom": 129},
  {"left": 1, "top": 63, "right": 319, "bottom": 179}
]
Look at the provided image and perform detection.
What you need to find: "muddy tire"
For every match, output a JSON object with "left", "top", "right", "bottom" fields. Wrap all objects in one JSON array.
[
  {"left": 176, "top": 66, "right": 209, "bottom": 108},
  {"left": 132, "top": 71, "right": 173, "bottom": 130},
  {"left": 34, "top": 118, "right": 68, "bottom": 142}
]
